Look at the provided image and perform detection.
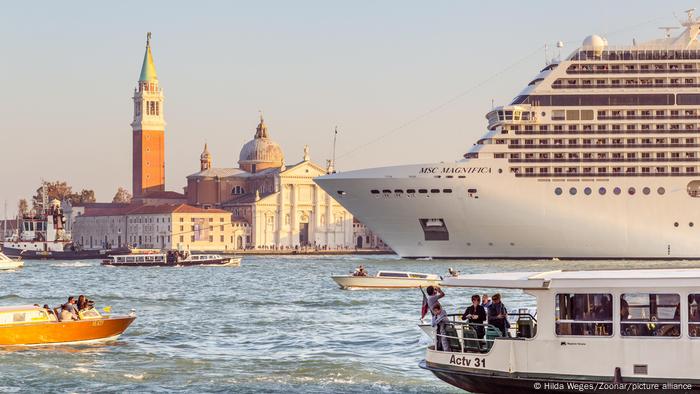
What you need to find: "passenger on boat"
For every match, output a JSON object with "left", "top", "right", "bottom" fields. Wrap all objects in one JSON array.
[
  {"left": 447, "top": 267, "right": 460, "bottom": 277},
  {"left": 481, "top": 294, "right": 491, "bottom": 308},
  {"left": 426, "top": 286, "right": 445, "bottom": 313},
  {"left": 431, "top": 304, "right": 450, "bottom": 352},
  {"left": 77, "top": 295, "right": 88, "bottom": 311},
  {"left": 43, "top": 304, "right": 58, "bottom": 321},
  {"left": 352, "top": 265, "right": 368, "bottom": 277},
  {"left": 462, "top": 294, "right": 487, "bottom": 339},
  {"left": 487, "top": 293, "right": 508, "bottom": 336},
  {"left": 58, "top": 296, "right": 80, "bottom": 321}
]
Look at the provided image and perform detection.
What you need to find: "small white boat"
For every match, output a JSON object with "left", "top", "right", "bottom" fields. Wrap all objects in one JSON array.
[
  {"left": 0, "top": 252, "right": 23, "bottom": 270},
  {"left": 332, "top": 271, "right": 441, "bottom": 289}
]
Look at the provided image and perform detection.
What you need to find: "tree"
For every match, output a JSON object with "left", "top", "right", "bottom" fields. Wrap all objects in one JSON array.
[
  {"left": 17, "top": 199, "right": 28, "bottom": 216},
  {"left": 31, "top": 180, "right": 96, "bottom": 210},
  {"left": 112, "top": 187, "right": 132, "bottom": 203}
]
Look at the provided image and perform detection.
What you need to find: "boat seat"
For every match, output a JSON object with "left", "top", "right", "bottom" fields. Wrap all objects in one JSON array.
[
  {"left": 462, "top": 325, "right": 481, "bottom": 353},
  {"left": 484, "top": 326, "right": 503, "bottom": 352},
  {"left": 444, "top": 324, "right": 463, "bottom": 353},
  {"left": 517, "top": 317, "right": 537, "bottom": 338}
]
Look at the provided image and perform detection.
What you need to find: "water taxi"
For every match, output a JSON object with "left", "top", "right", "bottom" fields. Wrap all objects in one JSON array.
[
  {"left": 332, "top": 270, "right": 441, "bottom": 289},
  {"left": 0, "top": 252, "right": 23, "bottom": 270},
  {"left": 419, "top": 269, "right": 700, "bottom": 393},
  {"left": 102, "top": 251, "right": 241, "bottom": 267},
  {"left": 0, "top": 305, "right": 135, "bottom": 346}
]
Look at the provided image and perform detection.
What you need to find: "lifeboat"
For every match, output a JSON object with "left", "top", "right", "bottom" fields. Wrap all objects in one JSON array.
[{"left": 0, "top": 305, "right": 136, "bottom": 346}]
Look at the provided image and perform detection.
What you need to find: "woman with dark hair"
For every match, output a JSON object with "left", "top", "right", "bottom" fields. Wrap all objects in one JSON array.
[{"left": 462, "top": 294, "right": 487, "bottom": 338}]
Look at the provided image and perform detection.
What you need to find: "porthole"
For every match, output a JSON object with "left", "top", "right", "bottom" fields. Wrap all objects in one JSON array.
[
  {"left": 658, "top": 187, "right": 666, "bottom": 195},
  {"left": 569, "top": 187, "right": 577, "bottom": 196},
  {"left": 466, "top": 242, "right": 471, "bottom": 246},
  {"left": 488, "top": 242, "right": 493, "bottom": 246},
  {"left": 554, "top": 187, "right": 563, "bottom": 196},
  {"left": 509, "top": 242, "right": 515, "bottom": 246},
  {"left": 584, "top": 187, "right": 592, "bottom": 195},
  {"left": 498, "top": 169, "right": 503, "bottom": 174},
  {"left": 674, "top": 222, "right": 679, "bottom": 227},
  {"left": 691, "top": 222, "right": 695, "bottom": 227},
  {"left": 628, "top": 187, "right": 636, "bottom": 195},
  {"left": 613, "top": 187, "right": 621, "bottom": 195},
  {"left": 598, "top": 187, "right": 606, "bottom": 195},
  {"left": 642, "top": 187, "right": 650, "bottom": 195}
]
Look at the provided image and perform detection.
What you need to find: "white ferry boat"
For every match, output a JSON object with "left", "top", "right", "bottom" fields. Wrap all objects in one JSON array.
[
  {"left": 316, "top": 10, "right": 700, "bottom": 259},
  {"left": 419, "top": 269, "right": 700, "bottom": 393},
  {"left": 103, "top": 251, "right": 241, "bottom": 267},
  {"left": 332, "top": 270, "right": 441, "bottom": 289}
]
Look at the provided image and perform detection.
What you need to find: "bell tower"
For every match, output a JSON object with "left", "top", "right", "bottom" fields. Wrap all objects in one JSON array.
[{"left": 132, "top": 32, "right": 166, "bottom": 198}]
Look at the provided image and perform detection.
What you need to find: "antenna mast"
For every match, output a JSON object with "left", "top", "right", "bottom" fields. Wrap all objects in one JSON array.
[{"left": 330, "top": 126, "right": 338, "bottom": 174}]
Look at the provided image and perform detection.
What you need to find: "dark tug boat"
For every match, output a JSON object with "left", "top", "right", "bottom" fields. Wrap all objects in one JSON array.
[{"left": 2, "top": 198, "right": 124, "bottom": 260}]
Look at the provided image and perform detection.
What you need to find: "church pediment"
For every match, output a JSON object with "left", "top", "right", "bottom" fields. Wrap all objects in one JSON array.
[{"left": 280, "top": 161, "right": 327, "bottom": 178}]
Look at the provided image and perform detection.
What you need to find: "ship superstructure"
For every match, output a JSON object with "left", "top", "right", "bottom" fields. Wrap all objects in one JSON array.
[{"left": 315, "top": 11, "right": 700, "bottom": 259}]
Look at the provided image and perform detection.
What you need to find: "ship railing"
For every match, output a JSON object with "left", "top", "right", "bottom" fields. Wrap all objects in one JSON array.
[{"left": 427, "top": 313, "right": 537, "bottom": 354}]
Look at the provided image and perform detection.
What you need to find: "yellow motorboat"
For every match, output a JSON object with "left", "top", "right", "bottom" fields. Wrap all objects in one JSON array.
[{"left": 0, "top": 305, "right": 136, "bottom": 346}]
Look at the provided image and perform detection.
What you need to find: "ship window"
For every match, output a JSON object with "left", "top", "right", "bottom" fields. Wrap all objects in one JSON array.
[
  {"left": 642, "top": 187, "right": 651, "bottom": 195},
  {"left": 370, "top": 190, "right": 380, "bottom": 194},
  {"left": 382, "top": 189, "right": 391, "bottom": 194},
  {"left": 554, "top": 187, "right": 562, "bottom": 196},
  {"left": 628, "top": 187, "right": 636, "bottom": 195},
  {"left": 687, "top": 181, "right": 700, "bottom": 197},
  {"left": 598, "top": 187, "right": 606, "bottom": 195},
  {"left": 569, "top": 187, "right": 577, "bottom": 196},
  {"left": 418, "top": 189, "right": 428, "bottom": 194},
  {"left": 406, "top": 189, "right": 416, "bottom": 194},
  {"left": 419, "top": 218, "right": 449, "bottom": 241},
  {"left": 688, "top": 295, "right": 700, "bottom": 337},
  {"left": 613, "top": 187, "right": 621, "bottom": 195},
  {"left": 555, "top": 293, "right": 613, "bottom": 336},
  {"left": 584, "top": 187, "right": 592, "bottom": 195},
  {"left": 442, "top": 189, "right": 452, "bottom": 193},
  {"left": 394, "top": 189, "right": 403, "bottom": 194},
  {"left": 621, "top": 293, "right": 680, "bottom": 337},
  {"left": 430, "top": 189, "right": 440, "bottom": 194},
  {"left": 658, "top": 187, "right": 666, "bottom": 195}
]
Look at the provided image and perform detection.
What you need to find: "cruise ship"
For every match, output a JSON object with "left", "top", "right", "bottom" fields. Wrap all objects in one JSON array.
[{"left": 315, "top": 11, "right": 700, "bottom": 259}]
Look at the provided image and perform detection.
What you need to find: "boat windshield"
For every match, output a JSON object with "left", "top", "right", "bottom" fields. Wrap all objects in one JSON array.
[{"left": 378, "top": 272, "right": 409, "bottom": 278}]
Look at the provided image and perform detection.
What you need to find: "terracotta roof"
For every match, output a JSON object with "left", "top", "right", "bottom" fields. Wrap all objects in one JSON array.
[
  {"left": 187, "top": 167, "right": 249, "bottom": 179},
  {"left": 70, "top": 202, "right": 132, "bottom": 209},
  {"left": 128, "top": 204, "right": 229, "bottom": 215},
  {"left": 139, "top": 191, "right": 186, "bottom": 199},
  {"left": 81, "top": 204, "right": 228, "bottom": 217}
]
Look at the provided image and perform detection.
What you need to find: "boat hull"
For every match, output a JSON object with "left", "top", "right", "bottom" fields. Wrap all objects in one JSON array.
[
  {"left": 0, "top": 261, "right": 23, "bottom": 270},
  {"left": 420, "top": 360, "right": 700, "bottom": 393},
  {"left": 331, "top": 275, "right": 440, "bottom": 289},
  {"left": 0, "top": 316, "right": 136, "bottom": 346},
  {"left": 1, "top": 247, "right": 116, "bottom": 261}
]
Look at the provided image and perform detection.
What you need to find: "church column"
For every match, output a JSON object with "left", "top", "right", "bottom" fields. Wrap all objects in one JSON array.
[
  {"left": 277, "top": 181, "right": 285, "bottom": 247},
  {"left": 291, "top": 184, "right": 298, "bottom": 246},
  {"left": 313, "top": 185, "right": 321, "bottom": 246}
]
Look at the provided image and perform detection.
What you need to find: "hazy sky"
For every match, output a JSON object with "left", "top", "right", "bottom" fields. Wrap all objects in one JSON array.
[{"left": 0, "top": 1, "right": 694, "bottom": 213}]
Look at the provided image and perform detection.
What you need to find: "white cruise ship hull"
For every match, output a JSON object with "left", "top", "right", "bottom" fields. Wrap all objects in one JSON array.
[{"left": 315, "top": 160, "right": 700, "bottom": 259}]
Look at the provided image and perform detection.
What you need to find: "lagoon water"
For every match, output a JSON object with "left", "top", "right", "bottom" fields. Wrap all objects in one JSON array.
[{"left": 1, "top": 255, "right": 699, "bottom": 393}]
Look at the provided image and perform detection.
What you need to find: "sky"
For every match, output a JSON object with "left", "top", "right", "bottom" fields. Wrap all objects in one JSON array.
[{"left": 0, "top": 1, "right": 695, "bottom": 214}]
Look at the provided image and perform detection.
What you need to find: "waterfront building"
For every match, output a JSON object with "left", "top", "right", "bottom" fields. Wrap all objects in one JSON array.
[
  {"left": 72, "top": 203, "right": 249, "bottom": 251},
  {"left": 185, "top": 116, "right": 354, "bottom": 249}
]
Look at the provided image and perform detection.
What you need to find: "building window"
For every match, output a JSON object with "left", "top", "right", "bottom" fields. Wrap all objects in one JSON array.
[
  {"left": 621, "top": 293, "right": 680, "bottom": 337},
  {"left": 555, "top": 293, "right": 613, "bottom": 336}
]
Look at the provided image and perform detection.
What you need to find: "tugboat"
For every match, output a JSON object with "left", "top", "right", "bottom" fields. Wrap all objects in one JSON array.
[{"left": 2, "top": 199, "right": 110, "bottom": 260}]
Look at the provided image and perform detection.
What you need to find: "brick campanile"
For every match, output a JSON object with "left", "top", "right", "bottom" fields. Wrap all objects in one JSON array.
[{"left": 131, "top": 32, "right": 166, "bottom": 198}]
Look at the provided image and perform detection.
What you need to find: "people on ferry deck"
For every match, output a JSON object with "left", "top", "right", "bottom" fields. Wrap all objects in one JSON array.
[
  {"left": 481, "top": 294, "right": 491, "bottom": 308},
  {"left": 462, "top": 294, "right": 487, "bottom": 338},
  {"left": 426, "top": 286, "right": 445, "bottom": 314},
  {"left": 487, "top": 293, "right": 508, "bottom": 336},
  {"left": 432, "top": 304, "right": 450, "bottom": 352}
]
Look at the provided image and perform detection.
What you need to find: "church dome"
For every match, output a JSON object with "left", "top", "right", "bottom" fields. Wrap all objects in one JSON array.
[{"left": 238, "top": 116, "right": 284, "bottom": 173}]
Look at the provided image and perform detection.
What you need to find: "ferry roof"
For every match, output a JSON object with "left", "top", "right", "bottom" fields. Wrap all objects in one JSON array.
[{"left": 440, "top": 268, "right": 700, "bottom": 290}]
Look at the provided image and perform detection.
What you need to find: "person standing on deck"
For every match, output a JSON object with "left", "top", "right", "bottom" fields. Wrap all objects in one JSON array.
[{"left": 487, "top": 293, "right": 508, "bottom": 336}]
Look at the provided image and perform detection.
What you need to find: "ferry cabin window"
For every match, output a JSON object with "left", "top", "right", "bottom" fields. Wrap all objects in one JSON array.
[
  {"left": 689, "top": 294, "right": 700, "bottom": 337},
  {"left": 555, "top": 294, "right": 613, "bottom": 336},
  {"left": 620, "top": 293, "right": 680, "bottom": 337}
]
